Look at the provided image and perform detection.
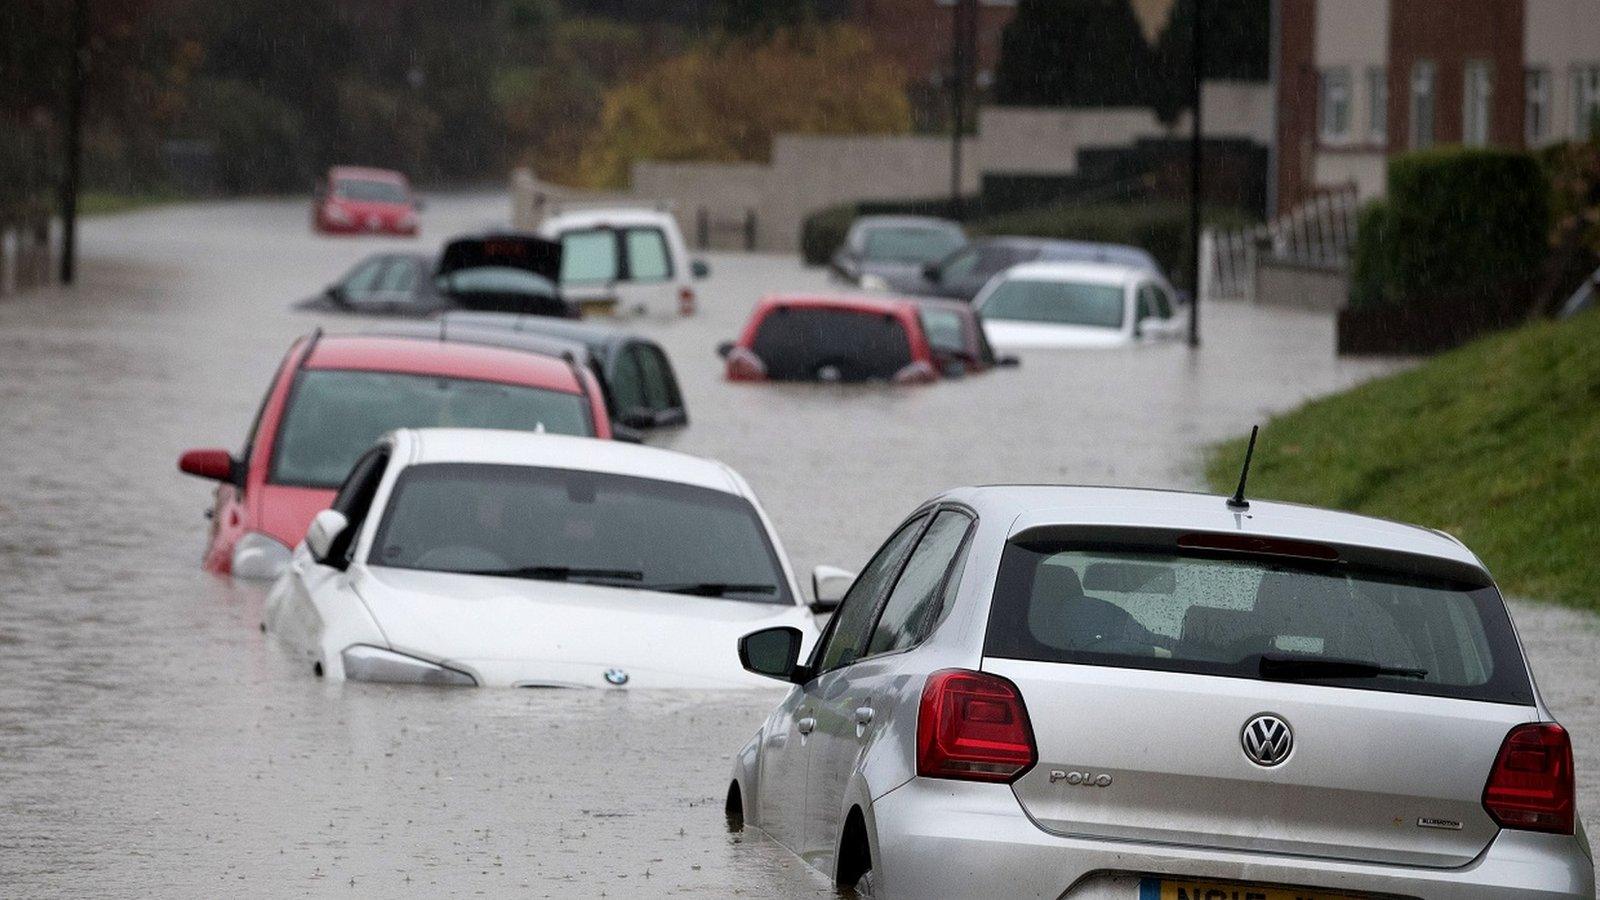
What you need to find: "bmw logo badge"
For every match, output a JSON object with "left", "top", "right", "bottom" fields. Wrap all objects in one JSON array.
[{"left": 603, "top": 668, "right": 629, "bottom": 686}]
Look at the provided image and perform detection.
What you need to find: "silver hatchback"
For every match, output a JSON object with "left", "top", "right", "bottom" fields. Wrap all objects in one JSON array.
[{"left": 728, "top": 486, "right": 1593, "bottom": 898}]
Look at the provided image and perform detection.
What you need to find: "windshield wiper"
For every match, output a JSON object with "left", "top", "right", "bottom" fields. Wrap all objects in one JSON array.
[
  {"left": 1258, "top": 653, "right": 1428, "bottom": 681},
  {"left": 461, "top": 565, "right": 644, "bottom": 584},
  {"left": 636, "top": 582, "right": 778, "bottom": 598}
]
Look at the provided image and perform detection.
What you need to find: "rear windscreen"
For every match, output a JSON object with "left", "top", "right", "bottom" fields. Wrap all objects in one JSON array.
[
  {"left": 750, "top": 308, "right": 912, "bottom": 381},
  {"left": 984, "top": 543, "right": 1533, "bottom": 704}
]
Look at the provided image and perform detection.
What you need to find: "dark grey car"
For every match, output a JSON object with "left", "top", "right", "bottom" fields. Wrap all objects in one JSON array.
[
  {"left": 914, "top": 236, "right": 1164, "bottom": 302},
  {"left": 829, "top": 215, "right": 967, "bottom": 293}
]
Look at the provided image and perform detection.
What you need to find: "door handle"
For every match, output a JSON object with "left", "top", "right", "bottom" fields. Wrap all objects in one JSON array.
[
  {"left": 797, "top": 716, "right": 816, "bottom": 735},
  {"left": 855, "top": 706, "right": 874, "bottom": 726}
]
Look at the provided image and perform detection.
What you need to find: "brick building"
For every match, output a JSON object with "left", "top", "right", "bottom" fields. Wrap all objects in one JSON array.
[{"left": 1276, "top": 0, "right": 1600, "bottom": 214}]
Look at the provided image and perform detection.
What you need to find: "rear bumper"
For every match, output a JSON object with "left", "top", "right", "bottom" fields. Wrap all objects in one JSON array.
[{"left": 871, "top": 779, "right": 1594, "bottom": 900}]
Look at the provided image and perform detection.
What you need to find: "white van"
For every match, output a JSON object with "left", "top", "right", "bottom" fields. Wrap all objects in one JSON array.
[{"left": 535, "top": 208, "right": 709, "bottom": 318}]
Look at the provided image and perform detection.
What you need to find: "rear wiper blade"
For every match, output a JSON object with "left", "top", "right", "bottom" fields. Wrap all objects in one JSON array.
[
  {"left": 462, "top": 565, "right": 644, "bottom": 584},
  {"left": 1258, "top": 653, "right": 1428, "bottom": 681},
  {"left": 637, "top": 582, "right": 778, "bottom": 598}
]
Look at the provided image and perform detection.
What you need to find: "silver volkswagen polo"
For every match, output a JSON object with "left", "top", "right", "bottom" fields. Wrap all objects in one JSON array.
[{"left": 728, "top": 485, "right": 1592, "bottom": 898}]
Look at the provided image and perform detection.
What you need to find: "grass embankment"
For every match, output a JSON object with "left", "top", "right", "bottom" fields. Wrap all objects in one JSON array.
[{"left": 1204, "top": 309, "right": 1600, "bottom": 609}]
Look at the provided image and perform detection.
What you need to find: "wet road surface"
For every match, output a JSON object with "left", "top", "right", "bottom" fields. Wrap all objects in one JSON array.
[{"left": 1, "top": 193, "right": 1596, "bottom": 896}]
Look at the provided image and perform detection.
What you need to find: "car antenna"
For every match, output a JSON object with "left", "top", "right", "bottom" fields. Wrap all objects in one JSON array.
[{"left": 1226, "top": 425, "right": 1260, "bottom": 512}]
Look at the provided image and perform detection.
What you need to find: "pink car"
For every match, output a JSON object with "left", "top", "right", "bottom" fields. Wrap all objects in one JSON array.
[{"left": 313, "top": 166, "right": 419, "bottom": 236}]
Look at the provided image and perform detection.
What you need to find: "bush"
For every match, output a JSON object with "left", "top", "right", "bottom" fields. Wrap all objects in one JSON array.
[
  {"left": 1353, "top": 148, "right": 1550, "bottom": 311},
  {"left": 800, "top": 202, "right": 858, "bottom": 266}
]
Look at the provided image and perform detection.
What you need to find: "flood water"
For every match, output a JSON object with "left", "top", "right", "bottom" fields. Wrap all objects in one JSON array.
[{"left": 2, "top": 193, "right": 1596, "bottom": 897}]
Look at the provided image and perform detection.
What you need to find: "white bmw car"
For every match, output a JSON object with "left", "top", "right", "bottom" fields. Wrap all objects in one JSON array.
[
  {"left": 264, "top": 428, "right": 840, "bottom": 688},
  {"left": 974, "top": 260, "right": 1188, "bottom": 350}
]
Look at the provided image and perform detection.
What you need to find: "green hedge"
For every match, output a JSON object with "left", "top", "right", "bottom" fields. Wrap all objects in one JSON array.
[
  {"left": 1350, "top": 148, "right": 1550, "bottom": 311},
  {"left": 800, "top": 198, "right": 1254, "bottom": 287}
]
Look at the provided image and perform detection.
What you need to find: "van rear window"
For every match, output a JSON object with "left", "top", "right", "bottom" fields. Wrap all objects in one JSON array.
[
  {"left": 984, "top": 542, "right": 1533, "bottom": 705},
  {"left": 750, "top": 307, "right": 912, "bottom": 381}
]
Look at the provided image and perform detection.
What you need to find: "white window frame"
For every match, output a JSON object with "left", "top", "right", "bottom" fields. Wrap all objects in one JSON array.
[
  {"left": 1410, "top": 60, "right": 1437, "bottom": 150},
  {"left": 1462, "top": 60, "right": 1492, "bottom": 147},
  {"left": 1526, "top": 68, "right": 1550, "bottom": 146},
  {"left": 1366, "top": 66, "right": 1388, "bottom": 143},
  {"left": 1576, "top": 65, "right": 1600, "bottom": 140},
  {"left": 1319, "top": 67, "right": 1353, "bottom": 144}
]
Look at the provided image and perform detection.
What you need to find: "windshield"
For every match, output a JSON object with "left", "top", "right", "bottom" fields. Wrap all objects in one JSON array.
[
  {"left": 440, "top": 266, "right": 557, "bottom": 297},
  {"left": 370, "top": 463, "right": 792, "bottom": 604},
  {"left": 980, "top": 278, "right": 1126, "bottom": 329},
  {"left": 984, "top": 543, "right": 1533, "bottom": 705},
  {"left": 861, "top": 226, "right": 964, "bottom": 264},
  {"left": 751, "top": 307, "right": 912, "bottom": 381},
  {"left": 334, "top": 178, "right": 409, "bottom": 204},
  {"left": 271, "top": 370, "right": 592, "bottom": 488}
]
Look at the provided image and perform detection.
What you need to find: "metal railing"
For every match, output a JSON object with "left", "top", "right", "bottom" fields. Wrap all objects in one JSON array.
[{"left": 1202, "top": 184, "right": 1359, "bottom": 303}]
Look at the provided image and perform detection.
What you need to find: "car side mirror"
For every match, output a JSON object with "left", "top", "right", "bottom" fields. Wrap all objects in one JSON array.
[
  {"left": 323, "top": 283, "right": 343, "bottom": 301},
  {"left": 922, "top": 262, "right": 941, "bottom": 283},
  {"left": 690, "top": 259, "right": 710, "bottom": 279},
  {"left": 179, "top": 448, "right": 241, "bottom": 485},
  {"left": 716, "top": 341, "right": 735, "bottom": 360},
  {"left": 996, "top": 354, "right": 1021, "bottom": 368},
  {"left": 305, "top": 509, "right": 349, "bottom": 565},
  {"left": 738, "top": 626, "right": 803, "bottom": 682},
  {"left": 811, "top": 564, "right": 855, "bottom": 613}
]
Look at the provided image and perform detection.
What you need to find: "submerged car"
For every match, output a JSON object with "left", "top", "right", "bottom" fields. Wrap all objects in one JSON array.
[
  {"left": 729, "top": 485, "right": 1590, "bottom": 897},
  {"left": 297, "top": 234, "right": 573, "bottom": 319},
  {"left": 913, "top": 236, "right": 1163, "bottom": 303},
  {"left": 438, "top": 311, "right": 689, "bottom": 433},
  {"left": 312, "top": 166, "right": 419, "bottom": 236},
  {"left": 535, "top": 207, "right": 708, "bottom": 317},
  {"left": 830, "top": 215, "right": 967, "bottom": 293},
  {"left": 177, "top": 330, "right": 610, "bottom": 579},
  {"left": 719, "top": 293, "right": 1006, "bottom": 384},
  {"left": 975, "top": 260, "right": 1188, "bottom": 350},
  {"left": 296, "top": 252, "right": 446, "bottom": 317},
  {"left": 265, "top": 428, "right": 835, "bottom": 688}
]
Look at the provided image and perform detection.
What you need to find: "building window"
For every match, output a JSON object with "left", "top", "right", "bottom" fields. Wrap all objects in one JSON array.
[
  {"left": 1526, "top": 69, "right": 1551, "bottom": 146},
  {"left": 1366, "top": 67, "right": 1387, "bottom": 142},
  {"left": 1463, "top": 60, "right": 1492, "bottom": 147},
  {"left": 1410, "top": 60, "right": 1436, "bottom": 149},
  {"left": 1576, "top": 65, "right": 1600, "bottom": 140},
  {"left": 1320, "top": 67, "right": 1352, "bottom": 143}
]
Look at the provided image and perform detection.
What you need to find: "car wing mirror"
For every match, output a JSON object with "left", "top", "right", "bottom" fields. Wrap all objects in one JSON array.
[
  {"left": 996, "top": 354, "right": 1021, "bottom": 368},
  {"left": 921, "top": 262, "right": 941, "bottom": 282},
  {"left": 811, "top": 564, "right": 855, "bottom": 611},
  {"left": 179, "top": 448, "right": 242, "bottom": 486},
  {"left": 611, "top": 423, "right": 645, "bottom": 444},
  {"left": 738, "top": 626, "right": 803, "bottom": 682},
  {"left": 305, "top": 509, "right": 349, "bottom": 565},
  {"left": 690, "top": 259, "right": 710, "bottom": 279},
  {"left": 716, "top": 340, "right": 735, "bottom": 360}
]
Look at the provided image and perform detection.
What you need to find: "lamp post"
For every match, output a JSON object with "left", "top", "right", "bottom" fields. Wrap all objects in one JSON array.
[
  {"left": 1187, "top": 0, "right": 1205, "bottom": 348},
  {"left": 947, "top": 0, "right": 977, "bottom": 220},
  {"left": 59, "top": 0, "right": 88, "bottom": 285}
]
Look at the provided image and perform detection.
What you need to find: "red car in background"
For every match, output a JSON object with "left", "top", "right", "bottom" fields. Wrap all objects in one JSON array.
[
  {"left": 717, "top": 293, "right": 1013, "bottom": 383},
  {"left": 178, "top": 331, "right": 611, "bottom": 578},
  {"left": 313, "top": 166, "right": 420, "bottom": 236}
]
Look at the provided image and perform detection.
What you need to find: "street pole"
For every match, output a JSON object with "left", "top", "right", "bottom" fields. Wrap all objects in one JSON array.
[
  {"left": 59, "top": 0, "right": 88, "bottom": 285},
  {"left": 948, "top": 0, "right": 968, "bottom": 220},
  {"left": 1187, "top": 0, "right": 1204, "bottom": 348}
]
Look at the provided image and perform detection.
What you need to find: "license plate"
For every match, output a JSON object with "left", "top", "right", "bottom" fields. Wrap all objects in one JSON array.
[{"left": 1139, "top": 878, "right": 1364, "bottom": 900}]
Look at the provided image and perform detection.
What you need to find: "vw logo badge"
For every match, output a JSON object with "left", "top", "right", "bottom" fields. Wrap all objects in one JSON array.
[
  {"left": 1241, "top": 713, "right": 1293, "bottom": 767},
  {"left": 603, "top": 668, "right": 630, "bottom": 686}
]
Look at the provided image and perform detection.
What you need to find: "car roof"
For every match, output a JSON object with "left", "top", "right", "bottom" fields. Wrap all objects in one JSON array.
[
  {"left": 304, "top": 334, "right": 585, "bottom": 395},
  {"left": 982, "top": 236, "right": 1157, "bottom": 265},
  {"left": 361, "top": 322, "right": 593, "bottom": 369},
  {"left": 328, "top": 166, "right": 408, "bottom": 182},
  {"left": 756, "top": 292, "right": 919, "bottom": 316},
  {"left": 996, "top": 260, "right": 1151, "bottom": 286},
  {"left": 538, "top": 208, "right": 678, "bottom": 232},
  {"left": 935, "top": 484, "right": 1483, "bottom": 570},
  {"left": 398, "top": 428, "right": 745, "bottom": 495},
  {"left": 437, "top": 312, "right": 641, "bottom": 353},
  {"left": 852, "top": 214, "right": 962, "bottom": 231}
]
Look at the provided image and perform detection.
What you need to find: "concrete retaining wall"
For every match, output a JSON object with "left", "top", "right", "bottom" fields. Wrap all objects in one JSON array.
[{"left": 1254, "top": 256, "right": 1349, "bottom": 312}]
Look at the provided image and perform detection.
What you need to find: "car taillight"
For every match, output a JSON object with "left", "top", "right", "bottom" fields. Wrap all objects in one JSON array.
[
  {"left": 725, "top": 347, "right": 766, "bottom": 381},
  {"left": 1483, "top": 722, "right": 1574, "bottom": 834},
  {"left": 917, "top": 669, "right": 1036, "bottom": 783},
  {"left": 892, "top": 361, "right": 939, "bottom": 384},
  {"left": 678, "top": 286, "right": 696, "bottom": 316}
]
